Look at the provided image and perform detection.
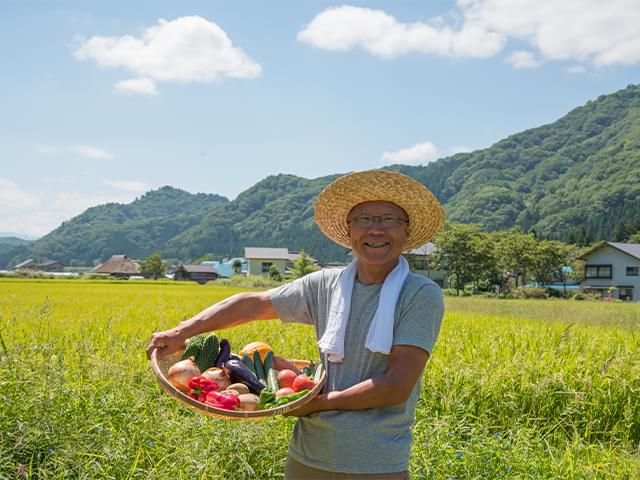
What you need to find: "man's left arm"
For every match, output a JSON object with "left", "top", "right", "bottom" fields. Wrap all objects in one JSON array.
[{"left": 286, "top": 344, "right": 428, "bottom": 416}]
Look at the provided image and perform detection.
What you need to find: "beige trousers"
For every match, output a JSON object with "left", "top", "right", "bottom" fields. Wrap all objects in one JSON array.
[{"left": 285, "top": 456, "right": 409, "bottom": 480}]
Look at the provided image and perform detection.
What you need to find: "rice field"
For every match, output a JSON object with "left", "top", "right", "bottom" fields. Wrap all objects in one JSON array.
[{"left": 1, "top": 278, "right": 639, "bottom": 479}]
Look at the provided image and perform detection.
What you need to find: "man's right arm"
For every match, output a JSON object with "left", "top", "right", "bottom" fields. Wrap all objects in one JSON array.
[{"left": 145, "top": 291, "right": 278, "bottom": 360}]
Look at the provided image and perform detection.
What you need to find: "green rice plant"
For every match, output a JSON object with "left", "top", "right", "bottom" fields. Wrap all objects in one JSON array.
[{"left": 0, "top": 278, "right": 638, "bottom": 479}]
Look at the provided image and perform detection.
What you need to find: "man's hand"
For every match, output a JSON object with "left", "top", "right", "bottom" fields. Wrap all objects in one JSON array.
[
  {"left": 144, "top": 291, "right": 279, "bottom": 361},
  {"left": 285, "top": 345, "right": 429, "bottom": 416},
  {"left": 283, "top": 393, "right": 330, "bottom": 417},
  {"left": 146, "top": 328, "right": 187, "bottom": 360}
]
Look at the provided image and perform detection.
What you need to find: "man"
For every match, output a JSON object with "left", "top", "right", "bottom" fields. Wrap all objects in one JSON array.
[{"left": 147, "top": 169, "right": 445, "bottom": 479}]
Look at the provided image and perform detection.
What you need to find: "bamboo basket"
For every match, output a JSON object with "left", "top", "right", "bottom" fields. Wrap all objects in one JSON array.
[{"left": 150, "top": 349, "right": 326, "bottom": 420}]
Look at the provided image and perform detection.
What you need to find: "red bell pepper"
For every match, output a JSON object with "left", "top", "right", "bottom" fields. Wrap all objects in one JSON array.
[
  {"left": 204, "top": 390, "right": 240, "bottom": 410},
  {"left": 188, "top": 375, "right": 219, "bottom": 402}
]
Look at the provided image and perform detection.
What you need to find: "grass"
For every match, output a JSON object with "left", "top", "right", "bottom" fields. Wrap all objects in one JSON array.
[{"left": 0, "top": 278, "right": 639, "bottom": 479}]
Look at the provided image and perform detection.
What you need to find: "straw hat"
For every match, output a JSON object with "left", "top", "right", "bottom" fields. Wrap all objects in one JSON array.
[{"left": 314, "top": 170, "right": 445, "bottom": 249}]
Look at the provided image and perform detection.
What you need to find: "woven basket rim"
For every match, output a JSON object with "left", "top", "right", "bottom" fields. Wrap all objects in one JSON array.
[{"left": 150, "top": 348, "right": 326, "bottom": 420}]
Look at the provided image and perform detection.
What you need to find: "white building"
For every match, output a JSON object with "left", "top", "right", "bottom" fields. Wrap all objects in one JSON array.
[
  {"left": 244, "top": 247, "right": 299, "bottom": 276},
  {"left": 580, "top": 242, "right": 640, "bottom": 301}
]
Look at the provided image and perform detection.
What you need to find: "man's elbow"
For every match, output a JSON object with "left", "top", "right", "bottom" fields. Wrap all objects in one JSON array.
[{"left": 233, "top": 291, "right": 277, "bottom": 320}]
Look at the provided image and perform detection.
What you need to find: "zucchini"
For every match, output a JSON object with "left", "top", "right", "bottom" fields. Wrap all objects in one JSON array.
[
  {"left": 242, "top": 354, "right": 257, "bottom": 376},
  {"left": 253, "top": 350, "right": 266, "bottom": 382},
  {"left": 313, "top": 362, "right": 324, "bottom": 383},
  {"left": 267, "top": 368, "right": 279, "bottom": 392},
  {"left": 263, "top": 350, "right": 274, "bottom": 373}
]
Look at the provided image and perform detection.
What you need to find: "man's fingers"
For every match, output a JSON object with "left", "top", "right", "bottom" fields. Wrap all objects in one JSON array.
[{"left": 145, "top": 333, "right": 164, "bottom": 360}]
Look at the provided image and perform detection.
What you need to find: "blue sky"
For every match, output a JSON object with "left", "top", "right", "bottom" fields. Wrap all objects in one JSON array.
[{"left": 1, "top": 0, "right": 639, "bottom": 238}]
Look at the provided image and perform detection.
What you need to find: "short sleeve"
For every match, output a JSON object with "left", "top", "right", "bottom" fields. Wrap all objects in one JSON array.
[
  {"left": 268, "top": 270, "right": 323, "bottom": 325},
  {"left": 393, "top": 283, "right": 444, "bottom": 355}
]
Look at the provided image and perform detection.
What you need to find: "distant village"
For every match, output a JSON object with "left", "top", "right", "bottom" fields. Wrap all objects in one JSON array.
[{"left": 6, "top": 241, "right": 640, "bottom": 302}]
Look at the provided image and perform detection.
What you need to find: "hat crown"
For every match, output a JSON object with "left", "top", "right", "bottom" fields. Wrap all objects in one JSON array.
[{"left": 314, "top": 169, "right": 445, "bottom": 249}]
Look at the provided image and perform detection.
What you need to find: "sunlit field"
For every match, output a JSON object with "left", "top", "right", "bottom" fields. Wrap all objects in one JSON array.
[{"left": 1, "top": 279, "right": 638, "bottom": 479}]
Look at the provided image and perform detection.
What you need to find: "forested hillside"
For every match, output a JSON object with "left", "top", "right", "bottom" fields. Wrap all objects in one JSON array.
[
  {"left": 7, "top": 84, "right": 640, "bottom": 268},
  {"left": 11, "top": 187, "right": 228, "bottom": 267},
  {"left": 394, "top": 83, "right": 640, "bottom": 243}
]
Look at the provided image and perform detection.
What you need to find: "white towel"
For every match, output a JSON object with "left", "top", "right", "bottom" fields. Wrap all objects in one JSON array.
[{"left": 317, "top": 256, "right": 410, "bottom": 363}]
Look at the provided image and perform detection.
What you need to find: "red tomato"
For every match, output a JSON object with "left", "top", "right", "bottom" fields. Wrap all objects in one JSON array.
[
  {"left": 275, "top": 387, "right": 295, "bottom": 398},
  {"left": 276, "top": 369, "right": 298, "bottom": 389},
  {"left": 293, "top": 374, "right": 315, "bottom": 392}
]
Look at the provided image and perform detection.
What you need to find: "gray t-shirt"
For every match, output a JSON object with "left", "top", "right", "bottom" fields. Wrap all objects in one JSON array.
[{"left": 268, "top": 267, "right": 444, "bottom": 474}]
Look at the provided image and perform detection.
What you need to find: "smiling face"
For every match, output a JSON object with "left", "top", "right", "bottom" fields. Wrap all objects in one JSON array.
[{"left": 347, "top": 201, "right": 409, "bottom": 281}]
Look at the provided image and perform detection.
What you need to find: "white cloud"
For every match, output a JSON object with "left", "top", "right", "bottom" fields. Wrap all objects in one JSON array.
[
  {"left": 68, "top": 145, "right": 114, "bottom": 160},
  {"left": 113, "top": 77, "right": 158, "bottom": 95},
  {"left": 104, "top": 180, "right": 149, "bottom": 193},
  {"left": 0, "top": 181, "right": 138, "bottom": 238},
  {"left": 299, "top": 2, "right": 640, "bottom": 68},
  {"left": 36, "top": 144, "right": 114, "bottom": 160},
  {"left": 298, "top": 5, "right": 503, "bottom": 59},
  {"left": 507, "top": 50, "right": 542, "bottom": 69},
  {"left": 74, "top": 16, "right": 262, "bottom": 94},
  {"left": 0, "top": 179, "right": 40, "bottom": 210},
  {"left": 382, "top": 142, "right": 439, "bottom": 165}
]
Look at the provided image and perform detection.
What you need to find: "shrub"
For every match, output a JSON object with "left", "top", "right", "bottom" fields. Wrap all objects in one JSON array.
[{"left": 512, "top": 288, "right": 548, "bottom": 299}]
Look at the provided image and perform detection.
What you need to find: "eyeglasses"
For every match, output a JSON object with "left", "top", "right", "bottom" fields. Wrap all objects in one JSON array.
[{"left": 347, "top": 214, "right": 409, "bottom": 228}]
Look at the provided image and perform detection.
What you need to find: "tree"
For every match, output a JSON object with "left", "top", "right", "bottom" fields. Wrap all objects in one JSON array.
[
  {"left": 291, "top": 250, "right": 319, "bottom": 279},
  {"left": 530, "top": 240, "right": 570, "bottom": 286},
  {"left": 433, "top": 223, "right": 489, "bottom": 294},
  {"left": 492, "top": 228, "right": 537, "bottom": 288},
  {"left": 232, "top": 259, "right": 243, "bottom": 274},
  {"left": 628, "top": 231, "right": 640, "bottom": 243},
  {"left": 140, "top": 252, "right": 166, "bottom": 279},
  {"left": 268, "top": 264, "right": 282, "bottom": 282}
]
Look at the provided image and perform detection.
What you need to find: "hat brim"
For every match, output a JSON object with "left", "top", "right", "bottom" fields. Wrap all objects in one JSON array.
[{"left": 314, "top": 170, "right": 445, "bottom": 249}]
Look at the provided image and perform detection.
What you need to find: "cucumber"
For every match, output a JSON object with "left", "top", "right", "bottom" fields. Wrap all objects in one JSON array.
[
  {"left": 267, "top": 368, "right": 279, "bottom": 392},
  {"left": 313, "top": 362, "right": 324, "bottom": 383},
  {"left": 253, "top": 350, "right": 266, "bottom": 382},
  {"left": 181, "top": 334, "right": 206, "bottom": 361},
  {"left": 242, "top": 354, "right": 257, "bottom": 376},
  {"left": 197, "top": 333, "right": 220, "bottom": 371}
]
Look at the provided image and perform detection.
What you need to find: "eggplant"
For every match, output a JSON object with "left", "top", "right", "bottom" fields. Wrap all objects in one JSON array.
[
  {"left": 229, "top": 353, "right": 243, "bottom": 362},
  {"left": 224, "top": 358, "right": 265, "bottom": 394},
  {"left": 214, "top": 339, "right": 231, "bottom": 368}
]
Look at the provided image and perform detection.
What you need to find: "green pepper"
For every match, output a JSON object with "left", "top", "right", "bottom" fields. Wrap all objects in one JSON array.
[{"left": 275, "top": 389, "right": 310, "bottom": 405}]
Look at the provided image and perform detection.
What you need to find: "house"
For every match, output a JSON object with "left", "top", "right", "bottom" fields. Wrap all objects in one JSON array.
[
  {"left": 91, "top": 255, "right": 141, "bottom": 278},
  {"left": 174, "top": 265, "right": 219, "bottom": 284},
  {"left": 200, "top": 261, "right": 235, "bottom": 278},
  {"left": 37, "top": 260, "right": 64, "bottom": 272},
  {"left": 244, "top": 247, "right": 299, "bottom": 276},
  {"left": 14, "top": 259, "right": 37, "bottom": 270},
  {"left": 403, "top": 242, "right": 449, "bottom": 288},
  {"left": 580, "top": 242, "right": 640, "bottom": 301}
]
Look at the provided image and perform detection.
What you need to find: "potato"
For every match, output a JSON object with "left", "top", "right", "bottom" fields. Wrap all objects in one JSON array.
[
  {"left": 221, "top": 389, "right": 240, "bottom": 397},
  {"left": 227, "top": 383, "right": 250, "bottom": 395},
  {"left": 237, "top": 393, "right": 260, "bottom": 411}
]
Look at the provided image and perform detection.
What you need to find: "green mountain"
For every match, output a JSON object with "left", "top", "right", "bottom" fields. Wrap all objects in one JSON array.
[
  {"left": 7, "top": 84, "right": 640, "bottom": 268},
  {"left": 0, "top": 237, "right": 34, "bottom": 270},
  {"left": 12, "top": 187, "right": 228, "bottom": 267},
  {"left": 164, "top": 174, "right": 344, "bottom": 262},
  {"left": 394, "top": 83, "right": 640, "bottom": 244}
]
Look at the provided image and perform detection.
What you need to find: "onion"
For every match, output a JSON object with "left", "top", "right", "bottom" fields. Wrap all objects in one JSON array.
[
  {"left": 202, "top": 367, "right": 230, "bottom": 390},
  {"left": 167, "top": 356, "right": 200, "bottom": 393}
]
